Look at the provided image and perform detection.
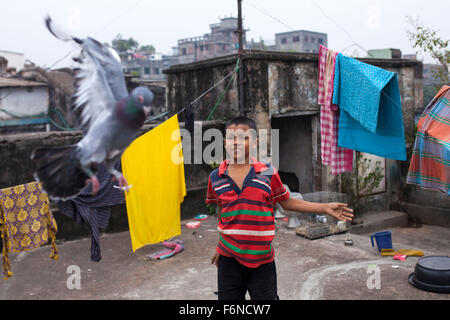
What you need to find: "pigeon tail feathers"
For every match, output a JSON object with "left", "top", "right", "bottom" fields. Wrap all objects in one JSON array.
[
  {"left": 31, "top": 145, "right": 90, "bottom": 201},
  {"left": 45, "top": 15, "right": 77, "bottom": 43}
]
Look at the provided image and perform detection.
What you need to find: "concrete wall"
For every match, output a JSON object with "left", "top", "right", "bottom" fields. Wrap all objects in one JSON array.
[
  {"left": 0, "top": 86, "right": 49, "bottom": 120},
  {"left": 0, "top": 50, "right": 25, "bottom": 71}
]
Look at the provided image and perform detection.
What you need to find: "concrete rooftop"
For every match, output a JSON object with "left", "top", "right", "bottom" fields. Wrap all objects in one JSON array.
[{"left": 1, "top": 211, "right": 449, "bottom": 300}]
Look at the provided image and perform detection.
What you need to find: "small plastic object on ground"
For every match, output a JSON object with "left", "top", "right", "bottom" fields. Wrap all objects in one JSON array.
[
  {"left": 344, "top": 238, "right": 353, "bottom": 246},
  {"left": 185, "top": 221, "right": 202, "bottom": 228},
  {"left": 194, "top": 214, "right": 209, "bottom": 221},
  {"left": 394, "top": 254, "right": 407, "bottom": 261},
  {"left": 381, "top": 249, "right": 424, "bottom": 257}
]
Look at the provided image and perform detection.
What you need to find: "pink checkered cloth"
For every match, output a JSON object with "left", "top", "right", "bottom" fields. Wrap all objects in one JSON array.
[{"left": 318, "top": 45, "right": 353, "bottom": 175}]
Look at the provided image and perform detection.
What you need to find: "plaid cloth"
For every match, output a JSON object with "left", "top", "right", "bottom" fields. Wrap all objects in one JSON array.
[
  {"left": 318, "top": 45, "right": 353, "bottom": 174},
  {"left": 58, "top": 164, "right": 125, "bottom": 262},
  {"left": 0, "top": 182, "right": 58, "bottom": 279},
  {"left": 407, "top": 86, "right": 450, "bottom": 195}
]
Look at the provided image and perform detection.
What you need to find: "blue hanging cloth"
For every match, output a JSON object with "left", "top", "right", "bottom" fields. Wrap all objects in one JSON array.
[{"left": 332, "top": 54, "right": 407, "bottom": 161}]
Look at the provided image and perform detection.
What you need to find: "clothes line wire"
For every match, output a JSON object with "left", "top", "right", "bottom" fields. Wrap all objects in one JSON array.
[
  {"left": 244, "top": 0, "right": 296, "bottom": 31},
  {"left": 45, "top": 0, "right": 144, "bottom": 70},
  {"left": 310, "top": 0, "right": 371, "bottom": 56},
  {"left": 175, "top": 57, "right": 241, "bottom": 118}
]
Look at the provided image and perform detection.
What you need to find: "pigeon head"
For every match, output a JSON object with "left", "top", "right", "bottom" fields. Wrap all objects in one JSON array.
[{"left": 130, "top": 87, "right": 154, "bottom": 117}]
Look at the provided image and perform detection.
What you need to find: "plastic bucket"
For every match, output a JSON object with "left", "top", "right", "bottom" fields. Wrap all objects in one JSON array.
[{"left": 370, "top": 231, "right": 393, "bottom": 252}]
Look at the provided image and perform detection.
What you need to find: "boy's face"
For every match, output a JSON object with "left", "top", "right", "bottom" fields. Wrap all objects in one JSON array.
[{"left": 225, "top": 124, "right": 258, "bottom": 164}]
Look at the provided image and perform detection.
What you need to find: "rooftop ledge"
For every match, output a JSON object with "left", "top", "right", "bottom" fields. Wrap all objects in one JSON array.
[{"left": 164, "top": 50, "right": 422, "bottom": 74}]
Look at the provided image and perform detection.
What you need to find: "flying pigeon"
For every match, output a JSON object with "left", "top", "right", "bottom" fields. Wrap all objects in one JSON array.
[{"left": 31, "top": 16, "right": 154, "bottom": 200}]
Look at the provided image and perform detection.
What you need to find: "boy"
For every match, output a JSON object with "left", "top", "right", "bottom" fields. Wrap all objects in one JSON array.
[{"left": 206, "top": 116, "right": 354, "bottom": 300}]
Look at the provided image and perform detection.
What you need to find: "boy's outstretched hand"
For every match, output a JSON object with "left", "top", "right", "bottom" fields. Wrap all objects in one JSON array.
[{"left": 324, "top": 203, "right": 354, "bottom": 222}]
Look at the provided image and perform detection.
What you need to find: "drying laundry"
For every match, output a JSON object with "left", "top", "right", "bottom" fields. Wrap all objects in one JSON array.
[
  {"left": 147, "top": 239, "right": 184, "bottom": 261},
  {"left": 122, "top": 115, "right": 186, "bottom": 252},
  {"left": 0, "top": 182, "right": 58, "bottom": 279},
  {"left": 332, "top": 54, "right": 407, "bottom": 161},
  {"left": 57, "top": 164, "right": 125, "bottom": 262},
  {"left": 318, "top": 45, "right": 353, "bottom": 174},
  {"left": 407, "top": 86, "right": 450, "bottom": 195}
]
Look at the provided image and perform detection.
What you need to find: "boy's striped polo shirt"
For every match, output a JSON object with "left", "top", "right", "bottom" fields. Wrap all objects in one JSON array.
[{"left": 206, "top": 159, "right": 290, "bottom": 268}]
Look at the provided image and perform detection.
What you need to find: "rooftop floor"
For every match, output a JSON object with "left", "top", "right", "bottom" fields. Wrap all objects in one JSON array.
[{"left": 1, "top": 212, "right": 449, "bottom": 300}]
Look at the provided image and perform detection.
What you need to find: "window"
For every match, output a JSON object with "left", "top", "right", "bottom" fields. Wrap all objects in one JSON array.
[
  {"left": 318, "top": 38, "right": 323, "bottom": 44},
  {"left": 181, "top": 48, "right": 187, "bottom": 55},
  {"left": 144, "top": 67, "right": 150, "bottom": 75},
  {"left": 200, "top": 45, "right": 204, "bottom": 51},
  {"left": 293, "top": 36, "right": 300, "bottom": 42},
  {"left": 304, "top": 36, "right": 309, "bottom": 43},
  {"left": 311, "top": 37, "right": 315, "bottom": 43},
  {"left": 281, "top": 37, "right": 287, "bottom": 44},
  {"left": 153, "top": 68, "right": 159, "bottom": 74}
]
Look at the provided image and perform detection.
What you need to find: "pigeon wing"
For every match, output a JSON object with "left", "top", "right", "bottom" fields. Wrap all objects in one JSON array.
[
  {"left": 71, "top": 47, "right": 117, "bottom": 133},
  {"left": 82, "top": 37, "right": 129, "bottom": 101}
]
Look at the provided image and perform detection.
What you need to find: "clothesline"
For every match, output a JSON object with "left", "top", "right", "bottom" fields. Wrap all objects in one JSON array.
[{"left": 175, "top": 57, "right": 241, "bottom": 119}]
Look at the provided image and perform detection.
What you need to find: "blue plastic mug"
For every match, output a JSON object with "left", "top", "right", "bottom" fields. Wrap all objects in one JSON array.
[{"left": 370, "top": 231, "right": 393, "bottom": 252}]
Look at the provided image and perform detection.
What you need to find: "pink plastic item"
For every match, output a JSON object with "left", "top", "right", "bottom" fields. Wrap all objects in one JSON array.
[{"left": 393, "top": 254, "right": 407, "bottom": 261}]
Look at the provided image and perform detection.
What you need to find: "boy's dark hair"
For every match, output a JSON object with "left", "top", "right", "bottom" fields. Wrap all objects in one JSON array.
[{"left": 225, "top": 116, "right": 258, "bottom": 132}]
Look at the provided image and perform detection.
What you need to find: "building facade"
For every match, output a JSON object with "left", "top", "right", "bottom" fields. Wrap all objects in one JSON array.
[
  {"left": 120, "top": 52, "right": 178, "bottom": 82},
  {"left": 275, "top": 30, "right": 327, "bottom": 53},
  {"left": 177, "top": 17, "right": 245, "bottom": 64},
  {"left": 0, "top": 50, "right": 25, "bottom": 71},
  {"left": 0, "top": 77, "right": 49, "bottom": 134}
]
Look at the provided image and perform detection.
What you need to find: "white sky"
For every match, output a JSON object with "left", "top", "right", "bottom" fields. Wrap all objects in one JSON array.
[{"left": 1, "top": 0, "right": 448, "bottom": 68}]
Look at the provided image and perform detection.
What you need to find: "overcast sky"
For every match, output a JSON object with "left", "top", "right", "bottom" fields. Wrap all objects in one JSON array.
[{"left": 1, "top": 0, "right": 448, "bottom": 68}]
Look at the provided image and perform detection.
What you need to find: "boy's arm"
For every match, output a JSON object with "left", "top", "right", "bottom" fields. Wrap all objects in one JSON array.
[
  {"left": 279, "top": 197, "right": 354, "bottom": 222},
  {"left": 217, "top": 205, "right": 222, "bottom": 221}
]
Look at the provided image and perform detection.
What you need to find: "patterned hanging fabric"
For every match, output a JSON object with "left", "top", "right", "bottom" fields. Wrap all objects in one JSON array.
[
  {"left": 0, "top": 182, "right": 58, "bottom": 280},
  {"left": 407, "top": 86, "right": 450, "bottom": 195}
]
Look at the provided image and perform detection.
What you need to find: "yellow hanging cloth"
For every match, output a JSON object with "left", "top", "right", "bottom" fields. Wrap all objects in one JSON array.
[{"left": 121, "top": 115, "right": 186, "bottom": 252}]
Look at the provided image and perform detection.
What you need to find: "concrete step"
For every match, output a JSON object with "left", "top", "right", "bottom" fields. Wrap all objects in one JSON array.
[{"left": 349, "top": 210, "right": 408, "bottom": 235}]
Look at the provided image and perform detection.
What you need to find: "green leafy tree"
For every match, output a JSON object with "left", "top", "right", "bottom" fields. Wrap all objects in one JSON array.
[
  {"left": 138, "top": 45, "right": 156, "bottom": 54},
  {"left": 112, "top": 33, "right": 139, "bottom": 53},
  {"left": 406, "top": 16, "right": 449, "bottom": 86}
]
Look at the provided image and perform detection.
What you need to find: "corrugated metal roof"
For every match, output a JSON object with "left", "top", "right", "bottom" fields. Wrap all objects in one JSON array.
[{"left": 0, "top": 77, "right": 47, "bottom": 88}]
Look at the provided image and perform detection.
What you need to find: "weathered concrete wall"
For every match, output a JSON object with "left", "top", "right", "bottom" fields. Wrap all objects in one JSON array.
[{"left": 166, "top": 55, "right": 239, "bottom": 123}]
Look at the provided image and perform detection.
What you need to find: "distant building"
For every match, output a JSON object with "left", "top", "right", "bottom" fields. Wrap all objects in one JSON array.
[
  {"left": 402, "top": 54, "right": 417, "bottom": 60},
  {"left": 121, "top": 52, "right": 178, "bottom": 82},
  {"left": 367, "top": 48, "right": 402, "bottom": 59},
  {"left": 247, "top": 38, "right": 276, "bottom": 51},
  {"left": 423, "top": 63, "right": 446, "bottom": 86},
  {"left": 275, "top": 30, "right": 327, "bottom": 53},
  {"left": 177, "top": 17, "right": 245, "bottom": 64},
  {"left": 0, "top": 50, "right": 25, "bottom": 71},
  {"left": 0, "top": 77, "right": 50, "bottom": 134}
]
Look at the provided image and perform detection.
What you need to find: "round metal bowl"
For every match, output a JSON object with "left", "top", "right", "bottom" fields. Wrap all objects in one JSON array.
[{"left": 408, "top": 256, "right": 450, "bottom": 293}]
